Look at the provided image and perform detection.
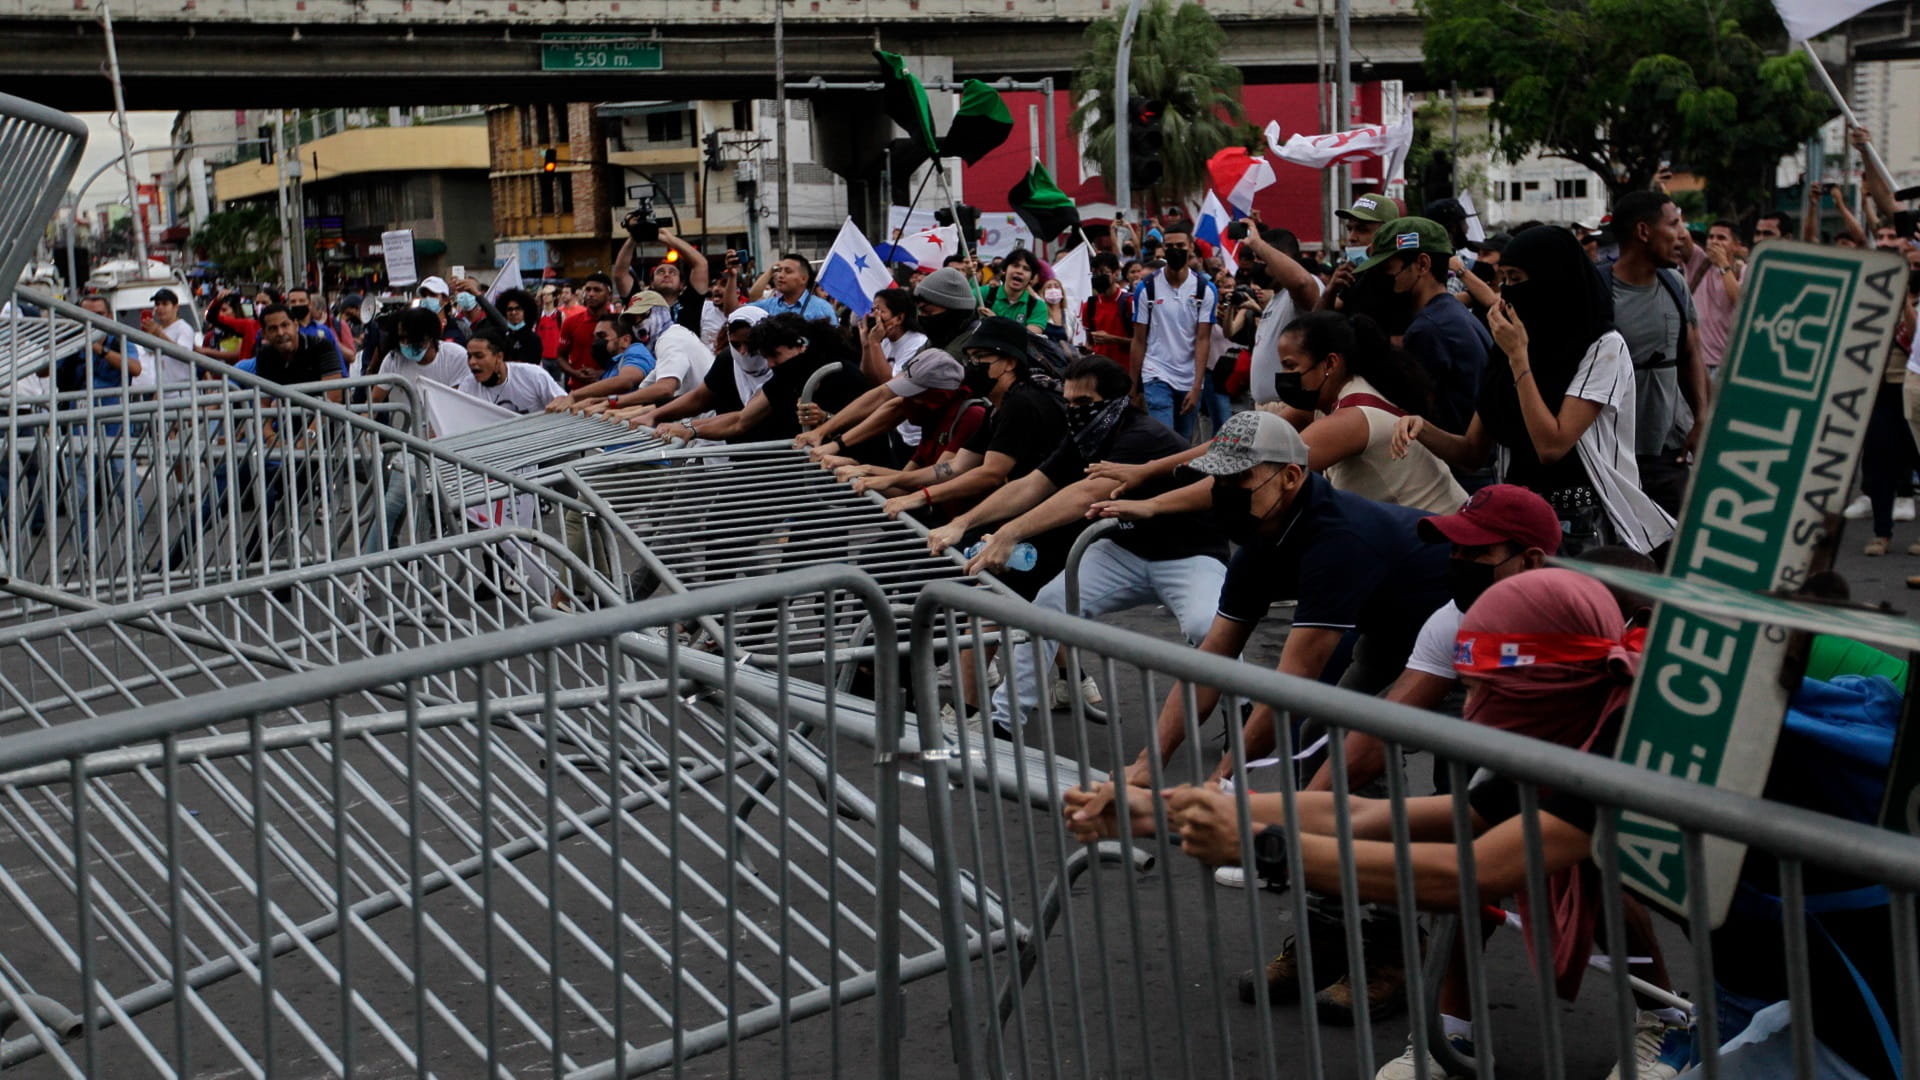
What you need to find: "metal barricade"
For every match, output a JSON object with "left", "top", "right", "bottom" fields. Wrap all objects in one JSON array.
[
  {"left": 909, "top": 579, "right": 1920, "bottom": 1080},
  {"left": 1, "top": 289, "right": 620, "bottom": 615},
  {"left": 0, "top": 566, "right": 992, "bottom": 1078},
  {"left": 564, "top": 441, "right": 981, "bottom": 666},
  {"left": 431, "top": 409, "right": 666, "bottom": 506},
  {"left": 0, "top": 91, "right": 85, "bottom": 296}
]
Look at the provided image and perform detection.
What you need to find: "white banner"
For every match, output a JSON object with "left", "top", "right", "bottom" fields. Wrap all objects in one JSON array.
[
  {"left": 381, "top": 229, "right": 418, "bottom": 288},
  {"left": 1265, "top": 113, "right": 1415, "bottom": 176},
  {"left": 1771, "top": 0, "right": 1884, "bottom": 41}
]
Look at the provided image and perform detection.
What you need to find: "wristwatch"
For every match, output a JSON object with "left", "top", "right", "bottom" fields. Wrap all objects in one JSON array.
[{"left": 1251, "top": 825, "right": 1292, "bottom": 890}]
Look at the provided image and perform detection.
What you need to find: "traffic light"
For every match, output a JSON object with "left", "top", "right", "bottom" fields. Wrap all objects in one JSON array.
[
  {"left": 541, "top": 148, "right": 558, "bottom": 173},
  {"left": 703, "top": 131, "right": 724, "bottom": 172},
  {"left": 1127, "top": 96, "right": 1164, "bottom": 190},
  {"left": 257, "top": 125, "right": 273, "bottom": 166},
  {"left": 934, "top": 204, "right": 981, "bottom": 246}
]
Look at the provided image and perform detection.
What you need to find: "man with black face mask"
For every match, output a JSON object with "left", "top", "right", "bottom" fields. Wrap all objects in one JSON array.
[
  {"left": 920, "top": 355, "right": 1228, "bottom": 739},
  {"left": 453, "top": 329, "right": 566, "bottom": 414},
  {"left": 1087, "top": 410, "right": 1450, "bottom": 788},
  {"left": 1129, "top": 221, "right": 1218, "bottom": 439}
]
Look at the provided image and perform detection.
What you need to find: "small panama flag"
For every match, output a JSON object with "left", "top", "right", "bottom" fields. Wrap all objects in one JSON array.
[
  {"left": 1497, "top": 641, "right": 1536, "bottom": 667},
  {"left": 819, "top": 218, "right": 893, "bottom": 319}
]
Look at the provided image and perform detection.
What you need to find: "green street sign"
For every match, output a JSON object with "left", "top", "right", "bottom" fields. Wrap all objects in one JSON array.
[
  {"left": 1613, "top": 242, "right": 1907, "bottom": 925},
  {"left": 540, "top": 33, "right": 662, "bottom": 72}
]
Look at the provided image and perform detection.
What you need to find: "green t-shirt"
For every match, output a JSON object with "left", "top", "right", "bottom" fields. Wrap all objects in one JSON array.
[{"left": 988, "top": 284, "right": 1048, "bottom": 330}]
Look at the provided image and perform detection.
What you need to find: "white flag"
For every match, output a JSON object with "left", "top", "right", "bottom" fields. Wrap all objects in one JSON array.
[
  {"left": 1458, "top": 191, "right": 1487, "bottom": 244},
  {"left": 1268, "top": 115, "right": 1416, "bottom": 172},
  {"left": 894, "top": 224, "right": 961, "bottom": 271},
  {"left": 487, "top": 255, "right": 523, "bottom": 302},
  {"left": 819, "top": 218, "right": 893, "bottom": 318},
  {"left": 417, "top": 378, "right": 516, "bottom": 440},
  {"left": 1051, "top": 239, "right": 1093, "bottom": 312},
  {"left": 1771, "top": 0, "right": 1884, "bottom": 41}
]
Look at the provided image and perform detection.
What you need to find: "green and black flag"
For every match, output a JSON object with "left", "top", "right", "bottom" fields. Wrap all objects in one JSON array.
[
  {"left": 874, "top": 50, "right": 939, "bottom": 159},
  {"left": 1008, "top": 161, "right": 1079, "bottom": 243},
  {"left": 939, "top": 79, "right": 1014, "bottom": 165}
]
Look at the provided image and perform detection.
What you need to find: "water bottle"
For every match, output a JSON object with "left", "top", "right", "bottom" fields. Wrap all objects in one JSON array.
[{"left": 962, "top": 540, "right": 1038, "bottom": 572}]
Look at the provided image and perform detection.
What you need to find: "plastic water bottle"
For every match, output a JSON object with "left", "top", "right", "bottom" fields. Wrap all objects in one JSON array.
[{"left": 962, "top": 540, "right": 1038, "bottom": 572}]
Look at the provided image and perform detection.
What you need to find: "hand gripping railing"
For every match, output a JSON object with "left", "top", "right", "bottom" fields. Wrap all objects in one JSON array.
[{"left": 910, "top": 578, "right": 1920, "bottom": 1080}]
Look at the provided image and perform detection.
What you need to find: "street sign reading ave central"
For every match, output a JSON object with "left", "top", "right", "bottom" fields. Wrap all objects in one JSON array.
[
  {"left": 1614, "top": 241, "right": 1906, "bottom": 925},
  {"left": 540, "top": 33, "right": 663, "bottom": 72}
]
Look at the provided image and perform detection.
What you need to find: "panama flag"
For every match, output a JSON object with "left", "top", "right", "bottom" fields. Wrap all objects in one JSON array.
[
  {"left": 1771, "top": 0, "right": 1883, "bottom": 40},
  {"left": 1192, "top": 191, "right": 1238, "bottom": 275},
  {"left": 1206, "top": 146, "right": 1275, "bottom": 217},
  {"left": 819, "top": 218, "right": 894, "bottom": 318}
]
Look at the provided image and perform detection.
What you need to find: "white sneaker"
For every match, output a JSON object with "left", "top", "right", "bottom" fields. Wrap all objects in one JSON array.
[
  {"left": 1375, "top": 1034, "right": 1474, "bottom": 1080},
  {"left": 1079, "top": 674, "right": 1105, "bottom": 708},
  {"left": 1602, "top": 1010, "right": 1692, "bottom": 1080},
  {"left": 1897, "top": 496, "right": 1916, "bottom": 522},
  {"left": 1843, "top": 494, "right": 1872, "bottom": 520},
  {"left": 1214, "top": 865, "right": 1248, "bottom": 888},
  {"left": 1049, "top": 675, "right": 1072, "bottom": 711}
]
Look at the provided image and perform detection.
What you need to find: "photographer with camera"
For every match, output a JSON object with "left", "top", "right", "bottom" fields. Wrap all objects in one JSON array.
[{"left": 612, "top": 215, "right": 722, "bottom": 346}]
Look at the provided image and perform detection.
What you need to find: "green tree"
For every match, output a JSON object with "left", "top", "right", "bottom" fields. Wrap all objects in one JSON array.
[
  {"left": 1421, "top": 0, "right": 1830, "bottom": 214},
  {"left": 1069, "top": 0, "right": 1257, "bottom": 211},
  {"left": 190, "top": 206, "right": 280, "bottom": 282}
]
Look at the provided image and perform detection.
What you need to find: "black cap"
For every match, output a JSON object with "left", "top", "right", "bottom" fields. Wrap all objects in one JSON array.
[
  {"left": 149, "top": 287, "right": 179, "bottom": 304},
  {"left": 956, "top": 316, "right": 1032, "bottom": 363},
  {"left": 1425, "top": 197, "right": 1467, "bottom": 226}
]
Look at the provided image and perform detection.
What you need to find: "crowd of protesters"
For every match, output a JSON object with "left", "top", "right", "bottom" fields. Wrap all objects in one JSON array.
[{"left": 30, "top": 123, "right": 1920, "bottom": 1080}]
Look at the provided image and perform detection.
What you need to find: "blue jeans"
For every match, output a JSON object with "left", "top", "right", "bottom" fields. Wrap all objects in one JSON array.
[
  {"left": 1142, "top": 378, "right": 1197, "bottom": 440},
  {"left": 1201, "top": 368, "right": 1232, "bottom": 436}
]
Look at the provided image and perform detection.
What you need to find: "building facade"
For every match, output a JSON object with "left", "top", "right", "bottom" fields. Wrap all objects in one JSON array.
[{"left": 488, "top": 103, "right": 614, "bottom": 283}]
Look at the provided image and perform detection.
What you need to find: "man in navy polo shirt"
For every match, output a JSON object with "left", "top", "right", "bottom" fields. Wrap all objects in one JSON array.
[{"left": 1110, "top": 410, "right": 1452, "bottom": 788}]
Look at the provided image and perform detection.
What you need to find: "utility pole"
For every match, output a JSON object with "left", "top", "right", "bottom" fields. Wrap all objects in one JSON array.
[
  {"left": 274, "top": 111, "right": 294, "bottom": 287},
  {"left": 1335, "top": 0, "right": 1353, "bottom": 215},
  {"left": 1112, "top": 0, "right": 1145, "bottom": 224},
  {"left": 774, "top": 0, "right": 790, "bottom": 252},
  {"left": 97, "top": 0, "right": 149, "bottom": 271}
]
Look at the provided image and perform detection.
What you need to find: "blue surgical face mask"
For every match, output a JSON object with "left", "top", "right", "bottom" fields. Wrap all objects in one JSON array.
[
  {"left": 400, "top": 342, "right": 427, "bottom": 363},
  {"left": 418, "top": 296, "right": 442, "bottom": 314},
  {"left": 455, "top": 292, "right": 478, "bottom": 312},
  {"left": 506, "top": 319, "right": 526, "bottom": 332}
]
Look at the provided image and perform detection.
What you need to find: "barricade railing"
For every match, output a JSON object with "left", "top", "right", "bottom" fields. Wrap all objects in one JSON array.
[
  {"left": 0, "top": 92, "right": 85, "bottom": 296},
  {"left": 909, "top": 579, "right": 1920, "bottom": 1080},
  {"left": 2, "top": 289, "right": 619, "bottom": 614},
  {"left": 430, "top": 409, "right": 666, "bottom": 506},
  {"left": 0, "top": 565, "right": 988, "bottom": 1079}
]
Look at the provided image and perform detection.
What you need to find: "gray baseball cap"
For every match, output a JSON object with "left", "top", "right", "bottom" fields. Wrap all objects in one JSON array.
[
  {"left": 1188, "top": 411, "right": 1310, "bottom": 476},
  {"left": 885, "top": 347, "right": 965, "bottom": 397}
]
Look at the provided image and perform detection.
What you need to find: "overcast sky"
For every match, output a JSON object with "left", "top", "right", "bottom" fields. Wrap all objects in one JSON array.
[{"left": 73, "top": 110, "right": 176, "bottom": 212}]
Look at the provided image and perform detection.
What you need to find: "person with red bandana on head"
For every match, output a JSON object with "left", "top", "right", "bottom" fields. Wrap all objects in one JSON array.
[{"left": 1065, "top": 568, "right": 1695, "bottom": 1080}]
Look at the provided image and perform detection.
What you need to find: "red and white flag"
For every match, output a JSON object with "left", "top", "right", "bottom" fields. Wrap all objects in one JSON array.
[
  {"left": 893, "top": 224, "right": 960, "bottom": 272},
  {"left": 1266, "top": 113, "right": 1415, "bottom": 179},
  {"left": 1771, "top": 0, "right": 1884, "bottom": 41},
  {"left": 1205, "top": 146, "right": 1275, "bottom": 217}
]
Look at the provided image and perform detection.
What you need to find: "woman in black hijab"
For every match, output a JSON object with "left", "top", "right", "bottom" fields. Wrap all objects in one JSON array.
[{"left": 1392, "top": 225, "right": 1674, "bottom": 554}]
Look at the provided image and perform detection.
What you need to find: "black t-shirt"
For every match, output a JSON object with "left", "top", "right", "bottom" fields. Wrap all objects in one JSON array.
[
  {"left": 963, "top": 381, "right": 1068, "bottom": 481},
  {"left": 1215, "top": 471, "right": 1450, "bottom": 635},
  {"left": 753, "top": 341, "right": 866, "bottom": 443},
  {"left": 701, "top": 350, "right": 749, "bottom": 417},
  {"left": 254, "top": 335, "right": 343, "bottom": 387},
  {"left": 1037, "top": 408, "right": 1229, "bottom": 563}
]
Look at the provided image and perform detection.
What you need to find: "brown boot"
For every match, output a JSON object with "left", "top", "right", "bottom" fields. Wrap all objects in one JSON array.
[
  {"left": 1313, "top": 960, "right": 1408, "bottom": 1026},
  {"left": 1236, "top": 934, "right": 1346, "bottom": 1006}
]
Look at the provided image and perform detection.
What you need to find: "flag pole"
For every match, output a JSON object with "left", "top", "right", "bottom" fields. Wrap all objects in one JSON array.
[
  {"left": 934, "top": 164, "right": 986, "bottom": 308},
  {"left": 1799, "top": 40, "right": 1896, "bottom": 197}
]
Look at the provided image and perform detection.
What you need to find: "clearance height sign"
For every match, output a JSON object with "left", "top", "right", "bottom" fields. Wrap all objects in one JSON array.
[{"left": 1615, "top": 242, "right": 1907, "bottom": 924}]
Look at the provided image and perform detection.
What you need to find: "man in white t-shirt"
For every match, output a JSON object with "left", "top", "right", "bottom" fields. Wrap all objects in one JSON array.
[
  {"left": 1233, "top": 224, "right": 1322, "bottom": 407},
  {"left": 367, "top": 306, "right": 471, "bottom": 552},
  {"left": 454, "top": 328, "right": 566, "bottom": 414},
  {"left": 140, "top": 288, "right": 202, "bottom": 394},
  {"left": 1129, "top": 221, "right": 1217, "bottom": 439}
]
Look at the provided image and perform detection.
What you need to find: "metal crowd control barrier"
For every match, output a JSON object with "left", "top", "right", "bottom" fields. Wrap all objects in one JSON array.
[
  {"left": 909, "top": 579, "right": 1920, "bottom": 1080},
  {"left": 0, "top": 566, "right": 996, "bottom": 1078},
  {"left": 0, "top": 92, "right": 85, "bottom": 296},
  {"left": 1, "top": 289, "right": 621, "bottom": 614},
  {"left": 431, "top": 409, "right": 666, "bottom": 505},
  {"left": 563, "top": 441, "right": 983, "bottom": 666}
]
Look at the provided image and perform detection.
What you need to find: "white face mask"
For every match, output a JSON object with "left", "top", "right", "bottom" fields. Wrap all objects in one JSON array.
[
  {"left": 1042, "top": 288, "right": 1065, "bottom": 304},
  {"left": 733, "top": 345, "right": 770, "bottom": 377}
]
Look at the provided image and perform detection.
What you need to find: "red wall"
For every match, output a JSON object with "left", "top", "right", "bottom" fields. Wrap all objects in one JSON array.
[{"left": 962, "top": 82, "right": 1389, "bottom": 249}]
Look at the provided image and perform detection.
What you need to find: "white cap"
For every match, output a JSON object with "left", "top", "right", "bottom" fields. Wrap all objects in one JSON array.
[
  {"left": 1188, "top": 411, "right": 1311, "bottom": 476},
  {"left": 418, "top": 275, "right": 451, "bottom": 296}
]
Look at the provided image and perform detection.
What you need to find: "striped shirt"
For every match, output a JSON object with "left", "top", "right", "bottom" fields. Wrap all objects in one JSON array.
[{"left": 1563, "top": 330, "right": 1675, "bottom": 554}]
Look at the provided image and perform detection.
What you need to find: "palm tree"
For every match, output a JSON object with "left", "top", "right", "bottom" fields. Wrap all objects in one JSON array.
[
  {"left": 190, "top": 206, "right": 280, "bottom": 283},
  {"left": 1070, "top": 0, "right": 1256, "bottom": 213}
]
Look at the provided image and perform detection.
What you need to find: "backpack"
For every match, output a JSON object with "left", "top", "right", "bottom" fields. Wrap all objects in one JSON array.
[{"left": 1082, "top": 291, "right": 1133, "bottom": 336}]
